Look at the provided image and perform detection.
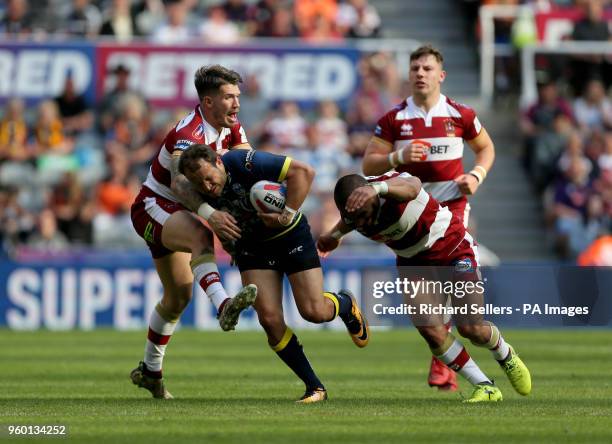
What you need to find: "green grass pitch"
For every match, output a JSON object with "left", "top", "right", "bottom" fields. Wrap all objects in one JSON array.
[{"left": 2, "top": 329, "right": 612, "bottom": 443}]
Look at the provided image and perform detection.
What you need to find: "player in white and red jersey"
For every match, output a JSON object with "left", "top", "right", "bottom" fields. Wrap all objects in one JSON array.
[
  {"left": 129, "top": 65, "right": 257, "bottom": 399},
  {"left": 362, "top": 45, "right": 496, "bottom": 390},
  {"left": 317, "top": 173, "right": 532, "bottom": 403}
]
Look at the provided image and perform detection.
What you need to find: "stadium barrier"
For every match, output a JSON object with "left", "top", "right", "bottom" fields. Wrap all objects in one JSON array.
[
  {"left": 520, "top": 41, "right": 612, "bottom": 107},
  {"left": 479, "top": 3, "right": 612, "bottom": 107}
]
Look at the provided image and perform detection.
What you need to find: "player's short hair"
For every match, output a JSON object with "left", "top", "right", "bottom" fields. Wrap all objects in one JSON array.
[
  {"left": 178, "top": 144, "right": 218, "bottom": 176},
  {"left": 194, "top": 65, "right": 243, "bottom": 100},
  {"left": 410, "top": 45, "right": 444, "bottom": 65},
  {"left": 334, "top": 174, "right": 368, "bottom": 214}
]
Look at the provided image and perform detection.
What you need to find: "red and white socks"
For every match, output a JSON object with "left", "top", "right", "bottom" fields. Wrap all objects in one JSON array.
[
  {"left": 190, "top": 254, "right": 230, "bottom": 311},
  {"left": 481, "top": 322, "right": 511, "bottom": 362},
  {"left": 143, "top": 302, "right": 178, "bottom": 378},
  {"left": 431, "top": 334, "right": 491, "bottom": 386}
]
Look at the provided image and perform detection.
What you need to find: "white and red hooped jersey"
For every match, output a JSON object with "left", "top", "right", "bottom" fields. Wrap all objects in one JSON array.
[
  {"left": 373, "top": 94, "right": 483, "bottom": 203},
  {"left": 142, "top": 105, "right": 248, "bottom": 202},
  {"left": 358, "top": 172, "right": 466, "bottom": 261}
]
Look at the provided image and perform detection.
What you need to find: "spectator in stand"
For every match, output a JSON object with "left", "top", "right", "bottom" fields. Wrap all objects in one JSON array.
[
  {"left": 222, "top": 0, "right": 249, "bottom": 24},
  {"left": 594, "top": 132, "right": 612, "bottom": 217},
  {"left": 600, "top": 131, "right": 612, "bottom": 172},
  {"left": 133, "top": 0, "right": 166, "bottom": 36},
  {"left": 336, "top": 0, "right": 381, "bottom": 39},
  {"left": 54, "top": 73, "right": 95, "bottom": 137},
  {"left": 247, "top": 0, "right": 283, "bottom": 37},
  {"left": 345, "top": 95, "right": 378, "bottom": 158},
  {"left": 27, "top": 208, "right": 69, "bottom": 252},
  {"left": 61, "top": 0, "right": 102, "bottom": 38},
  {"left": 520, "top": 80, "right": 575, "bottom": 188},
  {"left": 0, "top": 98, "right": 30, "bottom": 163},
  {"left": 49, "top": 171, "right": 94, "bottom": 244},
  {"left": 361, "top": 51, "right": 402, "bottom": 102},
  {"left": 199, "top": 5, "right": 241, "bottom": 43},
  {"left": 294, "top": 0, "right": 337, "bottom": 38},
  {"left": 97, "top": 152, "right": 140, "bottom": 219},
  {"left": 236, "top": 75, "right": 270, "bottom": 140},
  {"left": 0, "top": 187, "right": 35, "bottom": 253},
  {"left": 264, "top": 101, "right": 308, "bottom": 150},
  {"left": 350, "top": 74, "right": 390, "bottom": 123},
  {"left": 521, "top": 81, "right": 574, "bottom": 138},
  {"left": 557, "top": 130, "right": 593, "bottom": 178},
  {"left": 93, "top": 153, "right": 141, "bottom": 247},
  {"left": 105, "top": 92, "right": 155, "bottom": 180},
  {"left": 570, "top": 0, "right": 611, "bottom": 94},
  {"left": 99, "top": 64, "right": 147, "bottom": 134},
  {"left": 314, "top": 100, "right": 348, "bottom": 152},
  {"left": 150, "top": 0, "right": 193, "bottom": 44},
  {"left": 33, "top": 100, "right": 73, "bottom": 155},
  {"left": 0, "top": 0, "right": 34, "bottom": 37},
  {"left": 552, "top": 153, "right": 604, "bottom": 258},
  {"left": 100, "top": 0, "right": 140, "bottom": 42},
  {"left": 257, "top": 5, "right": 297, "bottom": 37},
  {"left": 302, "top": 12, "right": 343, "bottom": 41},
  {"left": 583, "top": 129, "right": 606, "bottom": 174},
  {"left": 573, "top": 78, "right": 612, "bottom": 133}
]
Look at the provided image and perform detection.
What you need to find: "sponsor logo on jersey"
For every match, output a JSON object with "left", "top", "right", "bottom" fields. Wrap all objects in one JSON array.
[
  {"left": 400, "top": 123, "right": 413, "bottom": 136},
  {"left": 453, "top": 258, "right": 474, "bottom": 273},
  {"left": 175, "top": 139, "right": 194, "bottom": 150},
  {"left": 428, "top": 144, "right": 450, "bottom": 155},
  {"left": 444, "top": 119, "right": 456, "bottom": 137},
  {"left": 192, "top": 124, "right": 204, "bottom": 140},
  {"left": 374, "top": 125, "right": 382, "bottom": 136}
]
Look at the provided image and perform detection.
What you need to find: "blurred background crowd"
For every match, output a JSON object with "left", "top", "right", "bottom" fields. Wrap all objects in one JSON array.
[
  {"left": 0, "top": 0, "right": 383, "bottom": 42},
  {"left": 0, "top": 0, "right": 611, "bottom": 263}
]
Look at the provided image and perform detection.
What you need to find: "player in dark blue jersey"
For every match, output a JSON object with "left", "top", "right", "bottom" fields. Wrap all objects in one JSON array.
[{"left": 179, "top": 144, "right": 369, "bottom": 403}]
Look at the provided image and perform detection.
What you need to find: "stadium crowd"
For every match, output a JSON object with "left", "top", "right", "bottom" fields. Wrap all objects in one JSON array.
[
  {"left": 513, "top": 0, "right": 612, "bottom": 260},
  {"left": 0, "top": 0, "right": 382, "bottom": 42}
]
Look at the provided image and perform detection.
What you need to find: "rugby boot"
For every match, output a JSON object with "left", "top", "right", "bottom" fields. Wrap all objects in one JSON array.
[
  {"left": 218, "top": 284, "right": 258, "bottom": 331},
  {"left": 130, "top": 361, "right": 173, "bottom": 399}
]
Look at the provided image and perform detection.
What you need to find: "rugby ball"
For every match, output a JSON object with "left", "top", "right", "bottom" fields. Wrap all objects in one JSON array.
[{"left": 249, "top": 180, "right": 287, "bottom": 213}]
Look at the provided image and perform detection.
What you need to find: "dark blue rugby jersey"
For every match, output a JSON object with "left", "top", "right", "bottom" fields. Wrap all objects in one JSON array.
[{"left": 211, "top": 149, "right": 306, "bottom": 241}]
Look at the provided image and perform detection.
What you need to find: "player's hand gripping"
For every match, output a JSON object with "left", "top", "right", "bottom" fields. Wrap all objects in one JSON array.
[
  {"left": 394, "top": 140, "right": 430, "bottom": 165},
  {"left": 208, "top": 210, "right": 242, "bottom": 241},
  {"left": 345, "top": 185, "right": 377, "bottom": 213},
  {"left": 316, "top": 234, "right": 340, "bottom": 258},
  {"left": 454, "top": 174, "right": 480, "bottom": 195}
]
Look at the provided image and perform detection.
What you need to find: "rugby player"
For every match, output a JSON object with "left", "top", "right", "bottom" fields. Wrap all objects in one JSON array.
[
  {"left": 129, "top": 65, "right": 258, "bottom": 399},
  {"left": 361, "top": 45, "right": 496, "bottom": 391},
  {"left": 178, "top": 144, "right": 370, "bottom": 404},
  {"left": 317, "top": 173, "right": 531, "bottom": 403}
]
